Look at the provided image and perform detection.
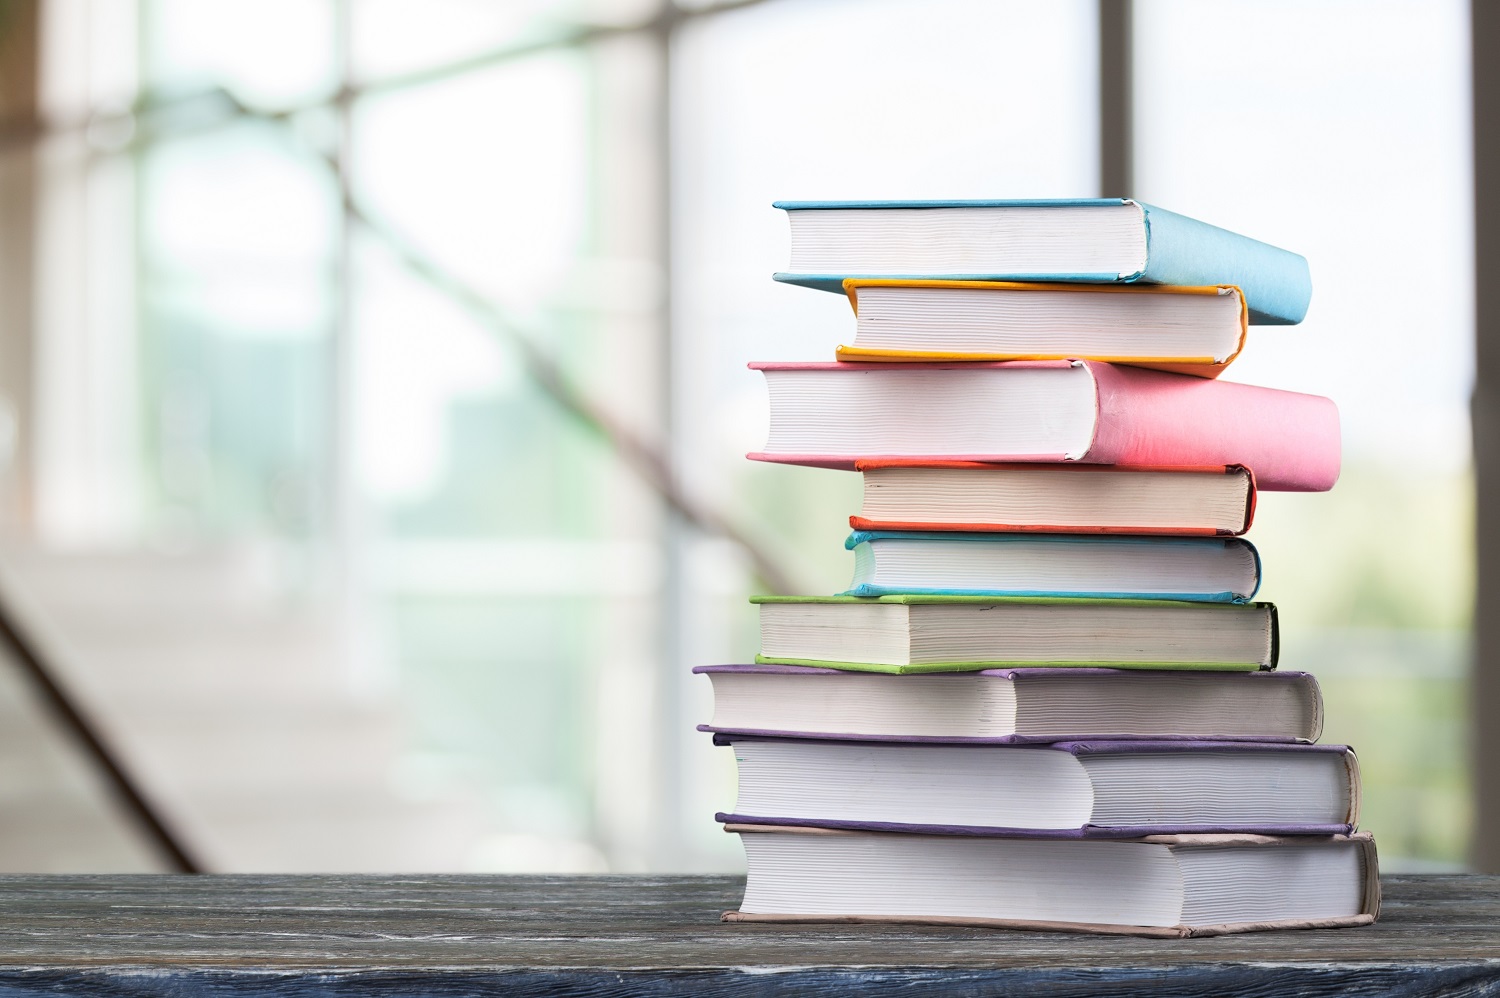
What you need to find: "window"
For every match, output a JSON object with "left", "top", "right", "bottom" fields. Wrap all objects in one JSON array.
[{"left": 0, "top": 0, "right": 1474, "bottom": 872}]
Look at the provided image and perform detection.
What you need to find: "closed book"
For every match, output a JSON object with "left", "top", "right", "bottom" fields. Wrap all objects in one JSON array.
[
  {"left": 843, "top": 530, "right": 1260, "bottom": 602},
  {"left": 853, "top": 461, "right": 1257, "bottom": 536},
  {"left": 836, "top": 280, "right": 1248, "bottom": 378},
  {"left": 753, "top": 595, "right": 1278, "bottom": 673},
  {"left": 724, "top": 825, "right": 1379, "bottom": 937},
  {"left": 773, "top": 198, "right": 1311, "bottom": 325},
  {"left": 749, "top": 360, "right": 1340, "bottom": 492},
  {"left": 695, "top": 664, "right": 1323, "bottom": 743},
  {"left": 714, "top": 737, "right": 1359, "bottom": 837}
]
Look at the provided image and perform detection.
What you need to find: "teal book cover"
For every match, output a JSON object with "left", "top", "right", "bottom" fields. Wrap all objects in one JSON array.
[
  {"left": 841, "top": 530, "right": 1262, "bottom": 602},
  {"left": 752, "top": 594, "right": 1280, "bottom": 674},
  {"left": 772, "top": 198, "right": 1311, "bottom": 325}
]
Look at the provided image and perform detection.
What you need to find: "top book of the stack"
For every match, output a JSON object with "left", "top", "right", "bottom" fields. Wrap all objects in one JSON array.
[{"left": 773, "top": 198, "right": 1311, "bottom": 326}]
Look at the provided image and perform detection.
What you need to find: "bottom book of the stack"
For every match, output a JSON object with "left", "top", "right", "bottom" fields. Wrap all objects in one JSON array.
[{"left": 722, "top": 824, "right": 1379, "bottom": 938}]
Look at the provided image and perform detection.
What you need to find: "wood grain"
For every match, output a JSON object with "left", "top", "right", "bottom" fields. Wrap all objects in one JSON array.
[{"left": 0, "top": 874, "right": 1490, "bottom": 995}]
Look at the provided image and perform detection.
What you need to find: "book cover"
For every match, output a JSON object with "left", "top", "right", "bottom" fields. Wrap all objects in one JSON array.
[
  {"left": 749, "top": 359, "right": 1340, "bottom": 492},
  {"left": 851, "top": 461, "right": 1259, "bottom": 536},
  {"left": 772, "top": 198, "right": 1312, "bottom": 325},
  {"left": 842, "top": 529, "right": 1262, "bottom": 602},
  {"left": 835, "top": 279, "right": 1248, "bottom": 379},
  {"left": 696, "top": 666, "right": 1320, "bottom": 744},
  {"left": 721, "top": 825, "right": 1379, "bottom": 937},
  {"left": 694, "top": 664, "right": 1323, "bottom": 745},
  {"left": 751, "top": 595, "right": 1279, "bottom": 673},
  {"left": 711, "top": 736, "right": 1360, "bottom": 837}
]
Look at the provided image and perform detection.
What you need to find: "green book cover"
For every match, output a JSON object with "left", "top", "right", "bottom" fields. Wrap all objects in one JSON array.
[
  {"left": 753, "top": 595, "right": 1278, "bottom": 673},
  {"left": 748, "top": 656, "right": 1267, "bottom": 674},
  {"left": 751, "top": 594, "right": 1273, "bottom": 610}
]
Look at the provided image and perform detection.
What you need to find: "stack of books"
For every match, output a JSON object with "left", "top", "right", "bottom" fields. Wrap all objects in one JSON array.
[{"left": 696, "top": 198, "right": 1379, "bottom": 937}]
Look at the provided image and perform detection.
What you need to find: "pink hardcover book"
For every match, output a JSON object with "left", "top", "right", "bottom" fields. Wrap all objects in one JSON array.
[{"left": 747, "top": 360, "right": 1340, "bottom": 492}]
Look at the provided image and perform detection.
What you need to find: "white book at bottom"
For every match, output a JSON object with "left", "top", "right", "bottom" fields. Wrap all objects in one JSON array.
[{"left": 723, "top": 824, "right": 1379, "bottom": 937}]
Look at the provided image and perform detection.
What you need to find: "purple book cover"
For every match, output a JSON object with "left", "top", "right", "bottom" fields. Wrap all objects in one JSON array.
[
  {"left": 712, "top": 815, "right": 1356, "bottom": 838},
  {"left": 714, "top": 737, "right": 1357, "bottom": 837},
  {"left": 710, "top": 732, "right": 1345, "bottom": 752},
  {"left": 693, "top": 663, "right": 1317, "bottom": 680},
  {"left": 699, "top": 725, "right": 1309, "bottom": 745},
  {"left": 695, "top": 664, "right": 1319, "bottom": 745},
  {"left": 694, "top": 663, "right": 1152, "bottom": 678}
]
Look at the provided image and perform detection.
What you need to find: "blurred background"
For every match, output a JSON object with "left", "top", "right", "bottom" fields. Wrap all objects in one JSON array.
[{"left": 0, "top": 0, "right": 1475, "bottom": 873}]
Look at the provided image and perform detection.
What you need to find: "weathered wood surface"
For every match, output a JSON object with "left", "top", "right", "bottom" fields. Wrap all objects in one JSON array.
[{"left": 0, "top": 874, "right": 1492, "bottom": 995}]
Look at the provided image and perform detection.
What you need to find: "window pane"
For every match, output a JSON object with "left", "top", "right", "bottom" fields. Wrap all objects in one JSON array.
[
  {"left": 138, "top": 125, "right": 337, "bottom": 541},
  {"left": 143, "top": 0, "right": 338, "bottom": 106},
  {"left": 352, "top": 46, "right": 665, "bottom": 871},
  {"left": 1135, "top": 0, "right": 1474, "bottom": 868},
  {"left": 352, "top": 0, "right": 662, "bottom": 83}
]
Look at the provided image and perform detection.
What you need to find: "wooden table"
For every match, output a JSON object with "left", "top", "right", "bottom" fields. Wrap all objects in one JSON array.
[{"left": 0, "top": 874, "right": 1492, "bottom": 995}]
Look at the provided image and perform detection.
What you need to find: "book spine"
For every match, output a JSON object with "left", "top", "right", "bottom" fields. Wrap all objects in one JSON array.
[
  {"left": 1307, "top": 671, "right": 1326, "bottom": 743},
  {"left": 1239, "top": 465, "right": 1260, "bottom": 533},
  {"left": 1345, "top": 748, "right": 1363, "bottom": 827},
  {"left": 1138, "top": 203, "right": 1312, "bottom": 325},
  {"left": 1082, "top": 363, "right": 1341, "bottom": 492}
]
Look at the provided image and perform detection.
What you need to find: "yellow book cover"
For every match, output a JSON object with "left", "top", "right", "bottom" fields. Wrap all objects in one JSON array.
[{"left": 835, "top": 279, "right": 1249, "bottom": 379}]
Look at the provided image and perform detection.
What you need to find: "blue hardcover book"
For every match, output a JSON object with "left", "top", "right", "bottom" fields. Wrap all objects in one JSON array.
[
  {"left": 843, "top": 529, "right": 1261, "bottom": 602},
  {"left": 773, "top": 198, "right": 1311, "bottom": 325}
]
